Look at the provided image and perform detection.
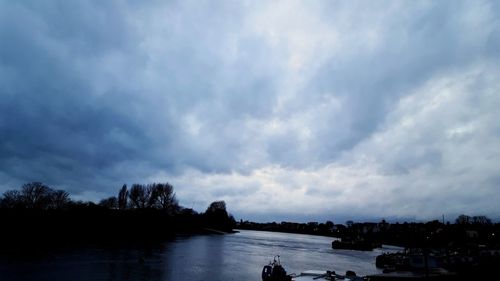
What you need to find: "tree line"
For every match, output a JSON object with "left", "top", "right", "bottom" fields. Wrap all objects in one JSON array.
[
  {"left": 0, "top": 182, "right": 236, "bottom": 248},
  {"left": 1, "top": 182, "right": 70, "bottom": 209},
  {"left": 0, "top": 182, "right": 180, "bottom": 212},
  {"left": 238, "top": 215, "right": 499, "bottom": 249},
  {"left": 101, "top": 183, "right": 180, "bottom": 213}
]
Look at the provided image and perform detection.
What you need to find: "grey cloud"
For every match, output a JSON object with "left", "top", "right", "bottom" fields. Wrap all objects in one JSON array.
[
  {"left": 303, "top": 1, "right": 500, "bottom": 161},
  {"left": 0, "top": 0, "right": 280, "bottom": 192},
  {"left": 1, "top": 2, "right": 171, "bottom": 192},
  {"left": 1, "top": 1, "right": 499, "bottom": 221}
]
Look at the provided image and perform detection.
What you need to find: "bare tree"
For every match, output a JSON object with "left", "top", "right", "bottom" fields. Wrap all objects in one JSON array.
[
  {"left": 118, "top": 184, "right": 128, "bottom": 209},
  {"left": 51, "top": 189, "right": 70, "bottom": 209},
  {"left": 152, "top": 183, "right": 178, "bottom": 213},
  {"left": 145, "top": 184, "right": 157, "bottom": 208},
  {"left": 129, "top": 184, "right": 147, "bottom": 209},
  {"left": 472, "top": 215, "right": 492, "bottom": 225},
  {"left": 99, "top": 196, "right": 118, "bottom": 209},
  {"left": 21, "top": 182, "right": 52, "bottom": 209},
  {"left": 1, "top": 190, "right": 22, "bottom": 208}
]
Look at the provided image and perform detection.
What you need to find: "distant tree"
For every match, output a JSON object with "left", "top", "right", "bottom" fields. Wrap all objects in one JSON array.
[
  {"left": 21, "top": 182, "right": 53, "bottom": 209},
  {"left": 179, "top": 207, "right": 197, "bottom": 216},
  {"left": 227, "top": 214, "right": 236, "bottom": 227},
  {"left": 206, "top": 201, "right": 227, "bottom": 214},
  {"left": 145, "top": 184, "right": 158, "bottom": 208},
  {"left": 204, "top": 200, "right": 235, "bottom": 231},
  {"left": 129, "top": 184, "right": 147, "bottom": 209},
  {"left": 346, "top": 220, "right": 354, "bottom": 228},
  {"left": 308, "top": 222, "right": 319, "bottom": 228},
  {"left": 123, "top": 183, "right": 179, "bottom": 210},
  {"left": 1, "top": 190, "right": 23, "bottom": 208},
  {"left": 151, "top": 183, "right": 179, "bottom": 213},
  {"left": 472, "top": 215, "right": 492, "bottom": 225},
  {"left": 99, "top": 196, "right": 118, "bottom": 209},
  {"left": 68, "top": 200, "right": 99, "bottom": 210},
  {"left": 118, "top": 184, "right": 128, "bottom": 209},
  {"left": 325, "top": 221, "right": 334, "bottom": 229},
  {"left": 51, "top": 189, "right": 71, "bottom": 209},
  {"left": 1, "top": 186, "right": 71, "bottom": 209}
]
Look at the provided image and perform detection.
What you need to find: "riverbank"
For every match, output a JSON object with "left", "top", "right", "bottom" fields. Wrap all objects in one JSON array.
[{"left": 0, "top": 208, "right": 235, "bottom": 251}]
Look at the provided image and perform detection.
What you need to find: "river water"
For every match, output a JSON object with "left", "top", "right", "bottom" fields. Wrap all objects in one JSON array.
[{"left": 0, "top": 230, "right": 401, "bottom": 281}]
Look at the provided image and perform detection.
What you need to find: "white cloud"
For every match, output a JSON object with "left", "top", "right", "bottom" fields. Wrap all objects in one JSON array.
[{"left": 160, "top": 62, "right": 500, "bottom": 221}]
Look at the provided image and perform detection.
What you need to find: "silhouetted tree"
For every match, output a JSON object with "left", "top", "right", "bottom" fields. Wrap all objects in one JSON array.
[
  {"left": 118, "top": 184, "right": 128, "bottom": 209},
  {"left": 206, "top": 201, "right": 227, "bottom": 214},
  {"left": 325, "top": 221, "right": 334, "bottom": 229},
  {"left": 346, "top": 220, "right": 354, "bottom": 228},
  {"left": 204, "top": 200, "right": 234, "bottom": 231},
  {"left": 1, "top": 186, "right": 72, "bottom": 209},
  {"left": 51, "top": 189, "right": 70, "bottom": 209},
  {"left": 99, "top": 196, "right": 118, "bottom": 209},
  {"left": 21, "top": 182, "right": 52, "bottom": 209},
  {"left": 472, "top": 215, "right": 492, "bottom": 225},
  {"left": 144, "top": 184, "right": 158, "bottom": 208},
  {"left": 129, "top": 184, "right": 148, "bottom": 209},
  {"left": 151, "top": 183, "right": 179, "bottom": 213},
  {"left": 1, "top": 190, "right": 22, "bottom": 208},
  {"left": 1, "top": 181, "right": 238, "bottom": 244}
]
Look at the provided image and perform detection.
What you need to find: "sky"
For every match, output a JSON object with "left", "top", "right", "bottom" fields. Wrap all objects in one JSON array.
[{"left": 1, "top": 0, "right": 500, "bottom": 223}]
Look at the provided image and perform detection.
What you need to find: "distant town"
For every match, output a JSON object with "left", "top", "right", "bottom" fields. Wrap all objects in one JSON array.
[
  {"left": 238, "top": 215, "right": 497, "bottom": 248},
  {"left": 239, "top": 215, "right": 500, "bottom": 277}
]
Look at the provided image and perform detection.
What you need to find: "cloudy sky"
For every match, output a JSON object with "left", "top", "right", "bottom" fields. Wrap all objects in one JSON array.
[{"left": 1, "top": 0, "right": 499, "bottom": 222}]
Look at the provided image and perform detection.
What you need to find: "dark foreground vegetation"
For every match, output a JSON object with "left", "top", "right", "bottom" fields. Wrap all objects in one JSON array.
[{"left": 0, "top": 182, "right": 236, "bottom": 249}]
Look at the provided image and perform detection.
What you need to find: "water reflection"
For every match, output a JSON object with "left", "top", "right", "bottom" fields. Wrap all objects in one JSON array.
[
  {"left": 0, "top": 245, "right": 167, "bottom": 281},
  {"left": 0, "top": 230, "right": 399, "bottom": 281},
  {"left": 163, "top": 235, "right": 228, "bottom": 280}
]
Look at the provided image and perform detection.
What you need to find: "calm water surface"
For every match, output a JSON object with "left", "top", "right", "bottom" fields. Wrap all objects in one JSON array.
[{"left": 0, "top": 230, "right": 401, "bottom": 281}]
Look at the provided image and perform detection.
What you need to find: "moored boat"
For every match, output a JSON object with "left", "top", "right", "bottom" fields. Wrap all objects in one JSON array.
[
  {"left": 261, "top": 256, "right": 363, "bottom": 281},
  {"left": 261, "top": 256, "right": 292, "bottom": 281},
  {"left": 366, "top": 269, "right": 456, "bottom": 280},
  {"left": 375, "top": 248, "right": 443, "bottom": 271},
  {"left": 261, "top": 256, "right": 455, "bottom": 281},
  {"left": 292, "top": 270, "right": 364, "bottom": 281},
  {"left": 332, "top": 237, "right": 381, "bottom": 251}
]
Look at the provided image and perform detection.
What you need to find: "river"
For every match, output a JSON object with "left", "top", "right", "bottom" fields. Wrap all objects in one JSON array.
[{"left": 0, "top": 230, "right": 401, "bottom": 281}]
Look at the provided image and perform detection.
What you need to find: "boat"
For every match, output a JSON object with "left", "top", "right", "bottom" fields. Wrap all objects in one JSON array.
[
  {"left": 332, "top": 237, "right": 381, "bottom": 251},
  {"left": 376, "top": 248, "right": 443, "bottom": 271},
  {"left": 292, "top": 270, "right": 364, "bottom": 281},
  {"left": 261, "top": 256, "right": 292, "bottom": 281},
  {"left": 261, "top": 256, "right": 363, "bottom": 281},
  {"left": 366, "top": 269, "right": 456, "bottom": 280},
  {"left": 261, "top": 256, "right": 455, "bottom": 281}
]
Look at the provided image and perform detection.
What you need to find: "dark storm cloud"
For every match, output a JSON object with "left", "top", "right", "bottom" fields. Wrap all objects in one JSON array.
[
  {"left": 0, "top": 1, "right": 173, "bottom": 192},
  {"left": 0, "top": 0, "right": 280, "bottom": 194},
  {"left": 1, "top": 1, "right": 499, "bottom": 220}
]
